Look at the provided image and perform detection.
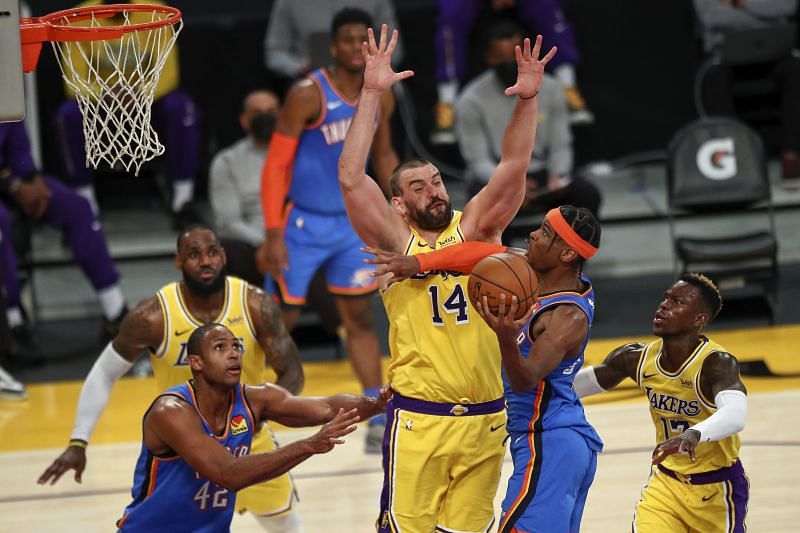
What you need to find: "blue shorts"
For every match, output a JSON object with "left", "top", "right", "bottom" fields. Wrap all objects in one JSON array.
[
  {"left": 499, "top": 427, "right": 597, "bottom": 533},
  {"left": 268, "top": 204, "right": 377, "bottom": 305}
]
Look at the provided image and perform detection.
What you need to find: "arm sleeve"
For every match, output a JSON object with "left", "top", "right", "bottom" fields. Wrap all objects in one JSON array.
[
  {"left": 261, "top": 132, "right": 299, "bottom": 230},
  {"left": 416, "top": 241, "right": 507, "bottom": 273},
  {"left": 455, "top": 94, "right": 497, "bottom": 184},
  {"left": 70, "top": 343, "right": 134, "bottom": 443},
  {"left": 690, "top": 389, "right": 747, "bottom": 442},
  {"left": 572, "top": 366, "right": 606, "bottom": 398}
]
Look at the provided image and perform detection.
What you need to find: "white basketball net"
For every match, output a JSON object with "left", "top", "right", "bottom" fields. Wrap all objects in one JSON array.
[{"left": 50, "top": 9, "right": 183, "bottom": 175}]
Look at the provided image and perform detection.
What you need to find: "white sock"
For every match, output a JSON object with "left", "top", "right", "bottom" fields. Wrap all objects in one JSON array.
[
  {"left": 172, "top": 181, "right": 194, "bottom": 212},
  {"left": 6, "top": 307, "right": 23, "bottom": 328},
  {"left": 75, "top": 185, "right": 100, "bottom": 216},
  {"left": 97, "top": 285, "right": 125, "bottom": 321},
  {"left": 554, "top": 64, "right": 576, "bottom": 88},
  {"left": 252, "top": 511, "right": 304, "bottom": 533},
  {"left": 437, "top": 80, "right": 459, "bottom": 105}
]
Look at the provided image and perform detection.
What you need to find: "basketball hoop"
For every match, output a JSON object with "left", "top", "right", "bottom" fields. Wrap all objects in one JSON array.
[{"left": 20, "top": 4, "right": 183, "bottom": 175}]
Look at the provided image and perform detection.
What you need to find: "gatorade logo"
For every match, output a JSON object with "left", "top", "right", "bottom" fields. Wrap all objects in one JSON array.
[
  {"left": 696, "top": 138, "right": 736, "bottom": 180},
  {"left": 231, "top": 415, "right": 249, "bottom": 436}
]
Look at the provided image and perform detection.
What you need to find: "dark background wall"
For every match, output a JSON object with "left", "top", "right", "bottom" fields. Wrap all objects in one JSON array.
[{"left": 25, "top": 0, "right": 701, "bottom": 194}]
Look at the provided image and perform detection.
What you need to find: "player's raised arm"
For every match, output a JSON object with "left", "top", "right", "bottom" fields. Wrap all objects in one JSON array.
[
  {"left": 247, "top": 285, "right": 304, "bottom": 394},
  {"left": 339, "top": 24, "right": 413, "bottom": 251},
  {"left": 37, "top": 298, "right": 164, "bottom": 486},
  {"left": 145, "top": 396, "right": 359, "bottom": 493},
  {"left": 461, "top": 35, "right": 557, "bottom": 241}
]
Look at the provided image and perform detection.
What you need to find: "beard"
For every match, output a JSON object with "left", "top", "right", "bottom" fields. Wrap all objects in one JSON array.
[
  {"left": 182, "top": 267, "right": 227, "bottom": 297},
  {"left": 408, "top": 198, "right": 453, "bottom": 231}
]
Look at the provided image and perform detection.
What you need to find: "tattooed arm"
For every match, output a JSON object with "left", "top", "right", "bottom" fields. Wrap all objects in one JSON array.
[{"left": 247, "top": 284, "right": 305, "bottom": 394}]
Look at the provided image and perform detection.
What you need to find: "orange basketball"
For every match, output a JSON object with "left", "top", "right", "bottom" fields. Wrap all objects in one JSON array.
[{"left": 468, "top": 252, "right": 538, "bottom": 319}]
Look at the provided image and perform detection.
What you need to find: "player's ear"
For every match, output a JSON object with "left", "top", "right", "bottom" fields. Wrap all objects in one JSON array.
[
  {"left": 188, "top": 353, "right": 202, "bottom": 372},
  {"left": 390, "top": 196, "right": 407, "bottom": 216},
  {"left": 174, "top": 253, "right": 182, "bottom": 271},
  {"left": 560, "top": 247, "right": 579, "bottom": 265},
  {"left": 692, "top": 312, "right": 709, "bottom": 330}
]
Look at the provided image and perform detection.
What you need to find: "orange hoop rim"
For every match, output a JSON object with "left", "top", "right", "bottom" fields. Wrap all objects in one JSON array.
[
  {"left": 22, "top": 4, "right": 181, "bottom": 42},
  {"left": 19, "top": 4, "right": 182, "bottom": 72}
]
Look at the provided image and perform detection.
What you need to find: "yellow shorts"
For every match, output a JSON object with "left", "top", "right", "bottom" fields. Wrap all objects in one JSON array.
[
  {"left": 377, "top": 396, "right": 507, "bottom": 533},
  {"left": 633, "top": 464, "right": 749, "bottom": 533},
  {"left": 236, "top": 423, "right": 298, "bottom": 516}
]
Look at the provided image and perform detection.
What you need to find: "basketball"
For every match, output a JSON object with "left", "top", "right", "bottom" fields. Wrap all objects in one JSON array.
[{"left": 468, "top": 252, "right": 538, "bottom": 319}]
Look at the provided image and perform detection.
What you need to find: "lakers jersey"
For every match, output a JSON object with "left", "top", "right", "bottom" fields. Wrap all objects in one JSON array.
[
  {"left": 117, "top": 381, "right": 254, "bottom": 532},
  {"left": 508, "top": 278, "right": 603, "bottom": 451},
  {"left": 636, "top": 337, "right": 741, "bottom": 475},
  {"left": 289, "top": 69, "right": 357, "bottom": 215},
  {"left": 381, "top": 211, "right": 503, "bottom": 403},
  {"left": 152, "top": 276, "right": 275, "bottom": 391}
]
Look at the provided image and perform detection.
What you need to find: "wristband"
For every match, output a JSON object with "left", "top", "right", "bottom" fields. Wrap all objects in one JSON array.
[
  {"left": 69, "top": 439, "right": 88, "bottom": 448},
  {"left": 519, "top": 90, "right": 539, "bottom": 100}
]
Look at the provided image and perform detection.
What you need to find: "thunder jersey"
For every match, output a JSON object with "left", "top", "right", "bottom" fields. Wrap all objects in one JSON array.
[
  {"left": 636, "top": 337, "right": 740, "bottom": 475},
  {"left": 117, "top": 381, "right": 255, "bottom": 532},
  {"left": 507, "top": 276, "right": 603, "bottom": 452},
  {"left": 288, "top": 68, "right": 356, "bottom": 215},
  {"left": 381, "top": 211, "right": 504, "bottom": 403},
  {"left": 151, "top": 276, "right": 275, "bottom": 391}
]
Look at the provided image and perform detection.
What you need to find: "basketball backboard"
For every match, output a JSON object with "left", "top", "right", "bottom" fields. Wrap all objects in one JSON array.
[{"left": 0, "top": 0, "right": 25, "bottom": 122}]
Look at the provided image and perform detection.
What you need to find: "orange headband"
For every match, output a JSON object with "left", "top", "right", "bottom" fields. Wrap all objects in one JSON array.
[{"left": 545, "top": 208, "right": 598, "bottom": 259}]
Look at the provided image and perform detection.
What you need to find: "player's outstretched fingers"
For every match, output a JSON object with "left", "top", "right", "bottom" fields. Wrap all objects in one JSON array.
[{"left": 378, "top": 23, "right": 388, "bottom": 51}]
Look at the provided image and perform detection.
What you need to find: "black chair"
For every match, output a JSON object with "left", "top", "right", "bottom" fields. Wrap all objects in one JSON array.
[{"left": 666, "top": 117, "right": 779, "bottom": 321}]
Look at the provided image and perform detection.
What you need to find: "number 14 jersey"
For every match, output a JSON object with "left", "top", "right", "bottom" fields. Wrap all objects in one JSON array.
[{"left": 380, "top": 210, "right": 503, "bottom": 404}]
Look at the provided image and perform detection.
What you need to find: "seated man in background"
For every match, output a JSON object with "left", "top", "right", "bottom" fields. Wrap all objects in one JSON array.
[
  {"left": 694, "top": 0, "right": 800, "bottom": 188},
  {"left": 0, "top": 121, "right": 128, "bottom": 366},
  {"left": 210, "top": 90, "right": 281, "bottom": 286},
  {"left": 209, "top": 90, "right": 341, "bottom": 338},
  {"left": 456, "top": 20, "right": 601, "bottom": 243},
  {"left": 54, "top": 0, "right": 201, "bottom": 225}
]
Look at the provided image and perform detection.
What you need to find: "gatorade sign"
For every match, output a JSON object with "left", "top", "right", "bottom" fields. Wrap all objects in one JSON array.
[{"left": 696, "top": 138, "right": 736, "bottom": 180}]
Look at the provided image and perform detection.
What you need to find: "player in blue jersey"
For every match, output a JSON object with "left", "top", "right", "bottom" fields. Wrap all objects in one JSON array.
[
  {"left": 362, "top": 205, "right": 603, "bottom": 531},
  {"left": 116, "top": 322, "right": 389, "bottom": 532},
  {"left": 260, "top": 7, "right": 400, "bottom": 453}
]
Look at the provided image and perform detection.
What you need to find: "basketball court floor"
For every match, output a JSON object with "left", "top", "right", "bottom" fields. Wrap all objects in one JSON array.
[{"left": 3, "top": 327, "right": 799, "bottom": 532}]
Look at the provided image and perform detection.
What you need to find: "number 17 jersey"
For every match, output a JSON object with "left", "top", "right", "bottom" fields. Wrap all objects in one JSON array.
[{"left": 380, "top": 211, "right": 503, "bottom": 404}]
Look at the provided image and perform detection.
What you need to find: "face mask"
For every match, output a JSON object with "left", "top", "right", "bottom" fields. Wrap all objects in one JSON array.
[
  {"left": 249, "top": 113, "right": 276, "bottom": 142},
  {"left": 492, "top": 61, "right": 518, "bottom": 88}
]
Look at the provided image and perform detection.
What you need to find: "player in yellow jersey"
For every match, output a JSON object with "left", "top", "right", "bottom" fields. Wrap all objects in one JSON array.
[
  {"left": 38, "top": 224, "right": 308, "bottom": 533},
  {"left": 573, "top": 273, "right": 749, "bottom": 532},
  {"left": 338, "top": 25, "right": 555, "bottom": 532}
]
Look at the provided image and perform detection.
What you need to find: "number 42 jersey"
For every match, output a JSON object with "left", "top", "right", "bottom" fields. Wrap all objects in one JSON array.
[{"left": 116, "top": 381, "right": 255, "bottom": 532}]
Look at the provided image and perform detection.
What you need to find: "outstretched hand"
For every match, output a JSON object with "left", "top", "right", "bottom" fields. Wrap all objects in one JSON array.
[
  {"left": 362, "top": 24, "right": 414, "bottom": 93},
  {"left": 475, "top": 293, "right": 534, "bottom": 344},
  {"left": 361, "top": 246, "right": 421, "bottom": 284},
  {"left": 504, "top": 35, "right": 557, "bottom": 99},
  {"left": 305, "top": 408, "right": 360, "bottom": 454}
]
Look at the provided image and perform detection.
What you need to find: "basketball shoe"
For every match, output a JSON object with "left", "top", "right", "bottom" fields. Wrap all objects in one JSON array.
[
  {"left": 430, "top": 102, "right": 457, "bottom": 145},
  {"left": 563, "top": 87, "right": 594, "bottom": 125},
  {"left": 0, "top": 365, "right": 27, "bottom": 401}
]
